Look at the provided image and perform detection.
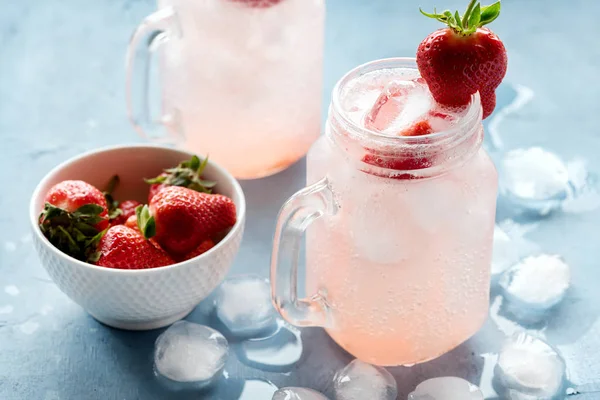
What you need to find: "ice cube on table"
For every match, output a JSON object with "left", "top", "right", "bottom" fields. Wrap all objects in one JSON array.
[
  {"left": 499, "top": 254, "right": 570, "bottom": 323},
  {"left": 499, "top": 147, "right": 570, "bottom": 215},
  {"left": 408, "top": 377, "right": 484, "bottom": 399},
  {"left": 333, "top": 359, "right": 397, "bottom": 400},
  {"left": 494, "top": 332, "right": 566, "bottom": 399},
  {"left": 154, "top": 321, "right": 228, "bottom": 388},
  {"left": 363, "top": 79, "right": 432, "bottom": 135},
  {"left": 215, "top": 275, "right": 277, "bottom": 338},
  {"left": 272, "top": 387, "right": 329, "bottom": 400},
  {"left": 238, "top": 322, "right": 303, "bottom": 372}
]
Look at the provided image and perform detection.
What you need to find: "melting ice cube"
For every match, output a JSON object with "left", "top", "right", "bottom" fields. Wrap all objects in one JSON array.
[
  {"left": 499, "top": 254, "right": 570, "bottom": 323},
  {"left": 215, "top": 275, "right": 278, "bottom": 338},
  {"left": 494, "top": 332, "right": 566, "bottom": 399},
  {"left": 333, "top": 359, "right": 397, "bottom": 400},
  {"left": 153, "top": 321, "right": 228, "bottom": 388},
  {"left": 408, "top": 377, "right": 484, "bottom": 399},
  {"left": 272, "top": 387, "right": 330, "bottom": 400},
  {"left": 499, "top": 147, "right": 570, "bottom": 215},
  {"left": 237, "top": 322, "right": 303, "bottom": 372}
]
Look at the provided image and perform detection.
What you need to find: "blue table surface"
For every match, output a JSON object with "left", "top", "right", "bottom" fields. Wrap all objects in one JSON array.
[{"left": 1, "top": 0, "right": 600, "bottom": 399}]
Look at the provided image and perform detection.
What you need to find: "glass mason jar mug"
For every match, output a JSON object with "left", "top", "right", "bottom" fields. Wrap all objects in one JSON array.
[
  {"left": 126, "top": 0, "right": 324, "bottom": 179},
  {"left": 271, "top": 58, "right": 498, "bottom": 366}
]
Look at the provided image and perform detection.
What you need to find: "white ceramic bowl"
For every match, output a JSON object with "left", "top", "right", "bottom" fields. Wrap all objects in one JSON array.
[{"left": 30, "top": 145, "right": 245, "bottom": 330}]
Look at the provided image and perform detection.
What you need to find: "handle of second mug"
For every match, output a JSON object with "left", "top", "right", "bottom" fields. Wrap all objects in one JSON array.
[
  {"left": 125, "top": 6, "right": 182, "bottom": 143},
  {"left": 271, "top": 177, "right": 338, "bottom": 328}
]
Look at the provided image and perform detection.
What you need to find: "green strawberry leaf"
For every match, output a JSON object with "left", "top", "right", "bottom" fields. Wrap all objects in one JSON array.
[
  {"left": 144, "top": 175, "right": 167, "bottom": 184},
  {"left": 454, "top": 11, "right": 463, "bottom": 29},
  {"left": 480, "top": 1, "right": 501, "bottom": 25},
  {"left": 74, "top": 204, "right": 104, "bottom": 216},
  {"left": 136, "top": 205, "right": 156, "bottom": 239},
  {"left": 189, "top": 155, "right": 201, "bottom": 171},
  {"left": 88, "top": 251, "right": 102, "bottom": 263},
  {"left": 144, "top": 155, "right": 215, "bottom": 195},
  {"left": 467, "top": 3, "right": 481, "bottom": 32}
]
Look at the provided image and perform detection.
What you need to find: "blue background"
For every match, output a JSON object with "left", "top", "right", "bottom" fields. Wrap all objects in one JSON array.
[{"left": 1, "top": 0, "right": 600, "bottom": 399}]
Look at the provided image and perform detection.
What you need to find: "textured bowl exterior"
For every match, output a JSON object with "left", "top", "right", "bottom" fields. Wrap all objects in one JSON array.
[{"left": 30, "top": 145, "right": 246, "bottom": 330}]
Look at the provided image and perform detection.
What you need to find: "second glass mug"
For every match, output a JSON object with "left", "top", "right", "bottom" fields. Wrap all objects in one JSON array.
[
  {"left": 271, "top": 58, "right": 498, "bottom": 366},
  {"left": 126, "top": 0, "right": 325, "bottom": 179}
]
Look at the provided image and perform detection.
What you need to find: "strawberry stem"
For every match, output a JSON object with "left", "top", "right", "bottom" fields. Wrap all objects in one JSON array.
[
  {"left": 462, "top": 0, "right": 477, "bottom": 28},
  {"left": 420, "top": 0, "right": 501, "bottom": 35}
]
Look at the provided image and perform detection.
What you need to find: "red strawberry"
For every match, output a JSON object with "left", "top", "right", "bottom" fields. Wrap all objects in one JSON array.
[
  {"left": 416, "top": 1, "right": 507, "bottom": 119},
  {"left": 140, "top": 187, "right": 236, "bottom": 255},
  {"left": 43, "top": 180, "right": 109, "bottom": 230},
  {"left": 174, "top": 239, "right": 216, "bottom": 263},
  {"left": 39, "top": 180, "right": 109, "bottom": 262},
  {"left": 111, "top": 200, "right": 141, "bottom": 226},
  {"left": 229, "top": 0, "right": 283, "bottom": 8},
  {"left": 96, "top": 225, "right": 174, "bottom": 270},
  {"left": 145, "top": 155, "right": 216, "bottom": 202}
]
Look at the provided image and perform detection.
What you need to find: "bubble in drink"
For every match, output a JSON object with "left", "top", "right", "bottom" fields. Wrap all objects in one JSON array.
[
  {"left": 272, "top": 387, "right": 330, "bottom": 400},
  {"left": 333, "top": 359, "right": 397, "bottom": 400},
  {"left": 499, "top": 147, "right": 570, "bottom": 215},
  {"left": 499, "top": 254, "right": 570, "bottom": 323},
  {"left": 154, "top": 321, "right": 228, "bottom": 388},
  {"left": 494, "top": 332, "right": 566, "bottom": 399},
  {"left": 215, "top": 275, "right": 278, "bottom": 338},
  {"left": 408, "top": 377, "right": 484, "bottom": 399}
]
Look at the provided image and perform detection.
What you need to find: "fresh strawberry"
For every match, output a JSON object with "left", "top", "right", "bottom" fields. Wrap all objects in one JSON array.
[
  {"left": 111, "top": 200, "right": 141, "bottom": 226},
  {"left": 138, "top": 187, "right": 236, "bottom": 255},
  {"left": 416, "top": 1, "right": 507, "bottom": 119},
  {"left": 228, "top": 0, "right": 283, "bottom": 8},
  {"left": 39, "top": 180, "right": 109, "bottom": 262},
  {"left": 43, "top": 180, "right": 109, "bottom": 230},
  {"left": 174, "top": 239, "right": 216, "bottom": 263},
  {"left": 96, "top": 225, "right": 174, "bottom": 270},
  {"left": 145, "top": 155, "right": 216, "bottom": 202}
]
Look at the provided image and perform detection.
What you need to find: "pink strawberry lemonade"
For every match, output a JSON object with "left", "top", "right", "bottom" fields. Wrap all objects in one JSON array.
[{"left": 305, "top": 59, "right": 497, "bottom": 366}]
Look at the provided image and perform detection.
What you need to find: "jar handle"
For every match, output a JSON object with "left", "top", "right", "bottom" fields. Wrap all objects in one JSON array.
[
  {"left": 125, "top": 7, "right": 183, "bottom": 144},
  {"left": 271, "top": 178, "right": 338, "bottom": 327}
]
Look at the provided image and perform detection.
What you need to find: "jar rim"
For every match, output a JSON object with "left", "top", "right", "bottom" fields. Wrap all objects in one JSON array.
[{"left": 330, "top": 57, "right": 482, "bottom": 147}]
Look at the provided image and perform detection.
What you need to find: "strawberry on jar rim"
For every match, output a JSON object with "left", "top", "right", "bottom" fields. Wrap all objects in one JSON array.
[
  {"left": 416, "top": 0, "right": 507, "bottom": 119},
  {"left": 96, "top": 225, "right": 174, "bottom": 270},
  {"left": 39, "top": 180, "right": 109, "bottom": 263}
]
